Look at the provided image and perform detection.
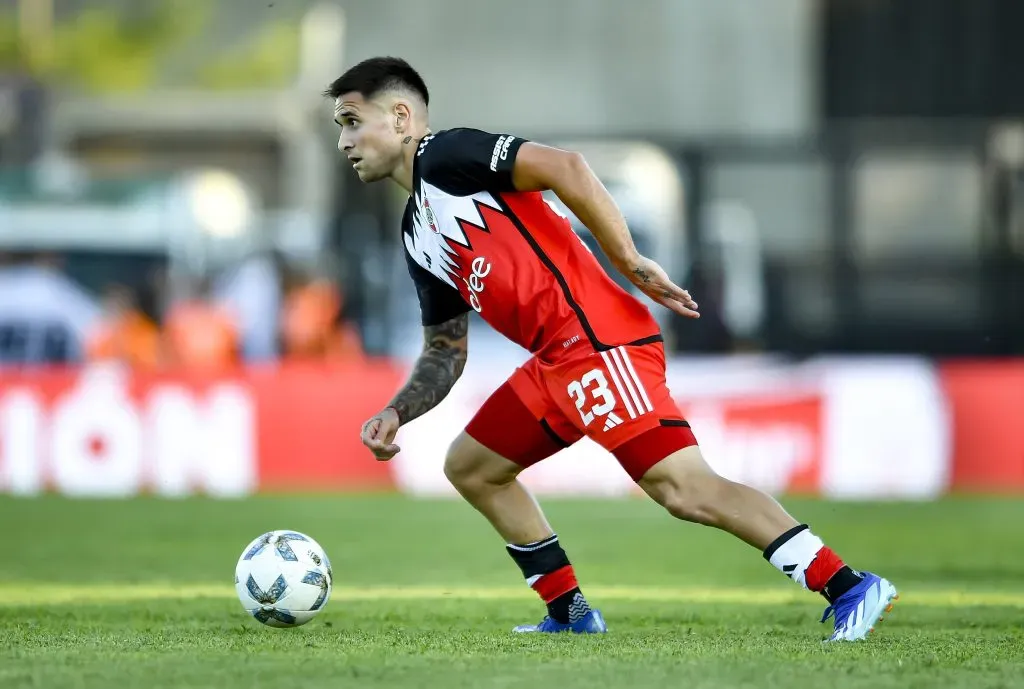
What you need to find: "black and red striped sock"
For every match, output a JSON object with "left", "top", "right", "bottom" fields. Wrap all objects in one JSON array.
[
  {"left": 763, "top": 524, "right": 864, "bottom": 604},
  {"left": 506, "top": 534, "right": 591, "bottom": 623}
]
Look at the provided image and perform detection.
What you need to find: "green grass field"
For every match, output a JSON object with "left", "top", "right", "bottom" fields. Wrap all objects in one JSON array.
[{"left": 1, "top": 494, "right": 1023, "bottom": 688}]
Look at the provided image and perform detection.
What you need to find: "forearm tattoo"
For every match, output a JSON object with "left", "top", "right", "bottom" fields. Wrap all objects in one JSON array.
[{"left": 388, "top": 313, "right": 469, "bottom": 425}]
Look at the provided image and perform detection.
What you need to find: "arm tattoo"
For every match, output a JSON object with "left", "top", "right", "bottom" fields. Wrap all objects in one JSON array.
[{"left": 388, "top": 313, "right": 469, "bottom": 426}]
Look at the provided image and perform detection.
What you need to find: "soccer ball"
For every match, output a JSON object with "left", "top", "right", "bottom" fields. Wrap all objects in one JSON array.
[{"left": 234, "top": 530, "right": 333, "bottom": 627}]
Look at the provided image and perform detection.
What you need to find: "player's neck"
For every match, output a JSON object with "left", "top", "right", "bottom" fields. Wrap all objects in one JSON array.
[{"left": 390, "top": 128, "right": 431, "bottom": 195}]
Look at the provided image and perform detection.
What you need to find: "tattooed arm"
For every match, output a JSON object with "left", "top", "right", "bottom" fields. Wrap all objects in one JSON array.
[
  {"left": 359, "top": 312, "right": 469, "bottom": 460},
  {"left": 387, "top": 312, "right": 469, "bottom": 425}
]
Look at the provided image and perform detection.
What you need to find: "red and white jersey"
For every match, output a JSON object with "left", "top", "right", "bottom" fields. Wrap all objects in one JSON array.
[{"left": 402, "top": 128, "right": 661, "bottom": 362}]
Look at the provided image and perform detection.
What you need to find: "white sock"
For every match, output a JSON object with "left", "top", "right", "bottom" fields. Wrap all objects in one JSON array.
[{"left": 762, "top": 524, "right": 823, "bottom": 589}]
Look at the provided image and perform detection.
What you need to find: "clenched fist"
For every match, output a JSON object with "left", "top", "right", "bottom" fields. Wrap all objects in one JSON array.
[{"left": 360, "top": 407, "right": 401, "bottom": 461}]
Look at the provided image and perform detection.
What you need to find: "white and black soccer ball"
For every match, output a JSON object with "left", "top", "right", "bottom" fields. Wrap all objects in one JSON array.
[{"left": 234, "top": 530, "right": 333, "bottom": 627}]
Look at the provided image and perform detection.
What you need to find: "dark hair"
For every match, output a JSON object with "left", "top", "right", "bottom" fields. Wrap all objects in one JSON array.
[{"left": 323, "top": 57, "right": 429, "bottom": 106}]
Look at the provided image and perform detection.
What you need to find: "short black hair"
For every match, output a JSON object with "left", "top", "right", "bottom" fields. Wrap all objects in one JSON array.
[{"left": 323, "top": 57, "right": 429, "bottom": 106}]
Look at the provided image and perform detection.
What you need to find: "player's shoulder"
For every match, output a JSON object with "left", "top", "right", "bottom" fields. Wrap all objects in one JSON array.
[
  {"left": 416, "top": 128, "right": 486, "bottom": 162},
  {"left": 416, "top": 127, "right": 528, "bottom": 194}
]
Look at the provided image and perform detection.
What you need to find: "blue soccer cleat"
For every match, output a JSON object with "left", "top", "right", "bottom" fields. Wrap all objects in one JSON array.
[
  {"left": 821, "top": 571, "right": 899, "bottom": 642},
  {"left": 512, "top": 609, "right": 607, "bottom": 634}
]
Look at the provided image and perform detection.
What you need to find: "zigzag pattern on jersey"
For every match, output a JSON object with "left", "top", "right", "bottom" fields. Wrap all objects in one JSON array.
[{"left": 405, "top": 180, "right": 502, "bottom": 288}]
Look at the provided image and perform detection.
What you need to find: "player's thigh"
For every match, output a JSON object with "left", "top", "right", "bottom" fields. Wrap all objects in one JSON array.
[
  {"left": 455, "top": 362, "right": 580, "bottom": 485},
  {"left": 550, "top": 342, "right": 698, "bottom": 481}
]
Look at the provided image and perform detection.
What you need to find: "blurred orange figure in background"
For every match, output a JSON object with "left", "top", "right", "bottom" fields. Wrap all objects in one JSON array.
[
  {"left": 85, "top": 284, "right": 161, "bottom": 369},
  {"left": 162, "top": 278, "right": 240, "bottom": 368},
  {"left": 281, "top": 277, "right": 364, "bottom": 361}
]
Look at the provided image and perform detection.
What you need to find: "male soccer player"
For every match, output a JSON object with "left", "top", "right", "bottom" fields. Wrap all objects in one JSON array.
[{"left": 328, "top": 57, "right": 897, "bottom": 641}]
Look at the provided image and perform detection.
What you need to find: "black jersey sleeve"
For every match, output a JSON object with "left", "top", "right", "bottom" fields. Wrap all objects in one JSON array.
[
  {"left": 417, "top": 128, "right": 528, "bottom": 195},
  {"left": 403, "top": 239, "right": 471, "bottom": 327}
]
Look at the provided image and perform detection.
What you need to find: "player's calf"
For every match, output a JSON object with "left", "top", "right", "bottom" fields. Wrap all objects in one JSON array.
[
  {"left": 443, "top": 432, "right": 551, "bottom": 544},
  {"left": 638, "top": 445, "right": 891, "bottom": 635},
  {"left": 638, "top": 446, "right": 798, "bottom": 547},
  {"left": 443, "top": 432, "right": 601, "bottom": 632}
]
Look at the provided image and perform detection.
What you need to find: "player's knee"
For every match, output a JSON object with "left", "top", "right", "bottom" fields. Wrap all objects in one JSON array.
[
  {"left": 639, "top": 449, "right": 728, "bottom": 526},
  {"left": 657, "top": 479, "right": 723, "bottom": 525},
  {"left": 443, "top": 433, "right": 518, "bottom": 494},
  {"left": 442, "top": 443, "right": 475, "bottom": 490}
]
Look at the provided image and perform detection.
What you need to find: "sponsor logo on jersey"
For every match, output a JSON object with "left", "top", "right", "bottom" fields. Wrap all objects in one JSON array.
[
  {"left": 489, "top": 135, "right": 515, "bottom": 172},
  {"left": 463, "top": 256, "right": 492, "bottom": 313}
]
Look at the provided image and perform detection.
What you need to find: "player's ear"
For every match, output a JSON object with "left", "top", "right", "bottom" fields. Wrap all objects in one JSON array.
[{"left": 394, "top": 103, "right": 411, "bottom": 133}]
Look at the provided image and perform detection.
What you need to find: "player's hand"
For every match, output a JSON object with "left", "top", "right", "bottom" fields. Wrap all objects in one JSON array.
[
  {"left": 625, "top": 256, "right": 700, "bottom": 319},
  {"left": 360, "top": 407, "right": 401, "bottom": 461}
]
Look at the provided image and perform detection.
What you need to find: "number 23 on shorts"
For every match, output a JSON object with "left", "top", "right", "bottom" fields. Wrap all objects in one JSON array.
[{"left": 565, "top": 347, "right": 655, "bottom": 433}]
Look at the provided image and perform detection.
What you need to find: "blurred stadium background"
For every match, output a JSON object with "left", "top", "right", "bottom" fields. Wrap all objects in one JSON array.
[
  {"left": 1, "top": 0, "right": 1021, "bottom": 500},
  {"left": 1, "top": 1, "right": 1023, "bottom": 687}
]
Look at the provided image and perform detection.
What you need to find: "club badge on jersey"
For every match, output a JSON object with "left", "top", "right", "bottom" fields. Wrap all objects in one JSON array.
[{"left": 423, "top": 199, "right": 439, "bottom": 234}]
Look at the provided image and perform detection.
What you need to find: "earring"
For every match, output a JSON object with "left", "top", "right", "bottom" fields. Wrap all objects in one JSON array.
[{"left": 403, "top": 136, "right": 412, "bottom": 144}]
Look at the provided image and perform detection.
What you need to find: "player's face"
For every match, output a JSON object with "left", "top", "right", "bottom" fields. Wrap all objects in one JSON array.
[{"left": 333, "top": 93, "right": 404, "bottom": 183}]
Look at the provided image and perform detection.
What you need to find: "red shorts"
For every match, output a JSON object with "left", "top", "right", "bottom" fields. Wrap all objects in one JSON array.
[{"left": 465, "top": 341, "right": 698, "bottom": 481}]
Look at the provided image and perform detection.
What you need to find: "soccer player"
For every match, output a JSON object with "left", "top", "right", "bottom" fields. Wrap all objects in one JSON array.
[{"left": 328, "top": 57, "right": 898, "bottom": 641}]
